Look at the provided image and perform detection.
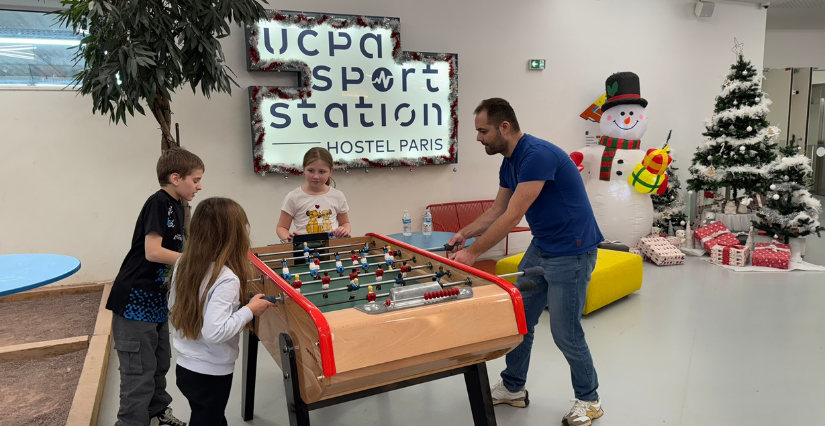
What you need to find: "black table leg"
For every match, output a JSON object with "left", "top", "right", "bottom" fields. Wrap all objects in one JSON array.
[
  {"left": 241, "top": 329, "right": 259, "bottom": 421},
  {"left": 280, "top": 332, "right": 311, "bottom": 426},
  {"left": 464, "top": 362, "right": 497, "bottom": 426}
]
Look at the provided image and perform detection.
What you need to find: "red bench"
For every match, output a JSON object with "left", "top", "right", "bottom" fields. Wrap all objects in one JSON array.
[{"left": 425, "top": 200, "right": 531, "bottom": 255}]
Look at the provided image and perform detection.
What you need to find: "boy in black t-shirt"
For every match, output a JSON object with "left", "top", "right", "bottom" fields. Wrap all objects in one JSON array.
[{"left": 106, "top": 147, "right": 204, "bottom": 426}]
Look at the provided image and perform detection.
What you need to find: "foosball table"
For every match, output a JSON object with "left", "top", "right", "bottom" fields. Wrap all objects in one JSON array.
[{"left": 241, "top": 233, "right": 530, "bottom": 426}]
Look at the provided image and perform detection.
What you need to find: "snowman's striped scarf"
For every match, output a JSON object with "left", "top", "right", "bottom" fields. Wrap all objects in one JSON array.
[{"left": 598, "top": 136, "right": 641, "bottom": 181}]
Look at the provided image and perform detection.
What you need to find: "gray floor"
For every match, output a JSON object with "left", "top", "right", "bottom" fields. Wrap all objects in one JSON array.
[{"left": 98, "top": 237, "right": 825, "bottom": 426}]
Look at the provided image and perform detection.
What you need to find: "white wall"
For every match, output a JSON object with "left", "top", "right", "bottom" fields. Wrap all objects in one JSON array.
[
  {"left": 763, "top": 69, "right": 792, "bottom": 145},
  {"left": 765, "top": 30, "right": 825, "bottom": 69},
  {"left": 0, "top": 0, "right": 767, "bottom": 285}
]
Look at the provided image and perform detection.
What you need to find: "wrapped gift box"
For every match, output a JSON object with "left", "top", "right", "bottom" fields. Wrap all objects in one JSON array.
[
  {"left": 711, "top": 245, "right": 750, "bottom": 266},
  {"left": 693, "top": 221, "right": 740, "bottom": 253},
  {"left": 629, "top": 248, "right": 643, "bottom": 257},
  {"left": 662, "top": 235, "right": 683, "bottom": 248},
  {"left": 752, "top": 242, "right": 791, "bottom": 270},
  {"left": 639, "top": 236, "right": 685, "bottom": 266}
]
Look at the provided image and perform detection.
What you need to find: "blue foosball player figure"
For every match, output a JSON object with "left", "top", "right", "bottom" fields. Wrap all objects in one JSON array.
[
  {"left": 348, "top": 278, "right": 360, "bottom": 300},
  {"left": 335, "top": 254, "right": 345, "bottom": 276},
  {"left": 394, "top": 273, "right": 404, "bottom": 288},
  {"left": 281, "top": 260, "right": 291, "bottom": 281},
  {"left": 435, "top": 266, "right": 447, "bottom": 281}
]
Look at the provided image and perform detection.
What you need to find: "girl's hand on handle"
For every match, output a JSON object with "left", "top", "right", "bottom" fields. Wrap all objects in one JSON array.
[
  {"left": 247, "top": 294, "right": 276, "bottom": 316},
  {"left": 333, "top": 227, "right": 349, "bottom": 238}
]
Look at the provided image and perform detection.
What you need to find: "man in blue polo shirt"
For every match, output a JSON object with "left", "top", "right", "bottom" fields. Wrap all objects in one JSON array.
[{"left": 448, "top": 98, "right": 603, "bottom": 426}]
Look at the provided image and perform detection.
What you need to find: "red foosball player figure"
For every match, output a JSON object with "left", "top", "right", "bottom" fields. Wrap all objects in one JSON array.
[
  {"left": 321, "top": 272, "right": 331, "bottom": 299},
  {"left": 350, "top": 250, "right": 359, "bottom": 266},
  {"left": 374, "top": 267, "right": 384, "bottom": 290},
  {"left": 349, "top": 268, "right": 359, "bottom": 282},
  {"left": 400, "top": 261, "right": 411, "bottom": 278},
  {"left": 366, "top": 286, "right": 377, "bottom": 303},
  {"left": 292, "top": 274, "right": 302, "bottom": 293}
]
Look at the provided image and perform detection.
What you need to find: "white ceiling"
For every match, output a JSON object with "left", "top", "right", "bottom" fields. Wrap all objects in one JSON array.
[
  {"left": 727, "top": 0, "right": 825, "bottom": 30},
  {"left": 773, "top": 0, "right": 825, "bottom": 8}
]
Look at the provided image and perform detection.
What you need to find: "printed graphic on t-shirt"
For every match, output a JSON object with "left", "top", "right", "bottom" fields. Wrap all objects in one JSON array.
[
  {"left": 306, "top": 207, "right": 334, "bottom": 233},
  {"left": 123, "top": 288, "right": 168, "bottom": 322}
]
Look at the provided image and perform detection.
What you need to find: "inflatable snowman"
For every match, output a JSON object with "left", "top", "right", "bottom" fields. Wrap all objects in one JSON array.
[{"left": 571, "top": 72, "right": 654, "bottom": 247}]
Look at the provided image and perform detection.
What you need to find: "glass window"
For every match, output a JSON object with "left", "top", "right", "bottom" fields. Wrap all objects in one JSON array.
[{"left": 0, "top": 9, "right": 83, "bottom": 88}]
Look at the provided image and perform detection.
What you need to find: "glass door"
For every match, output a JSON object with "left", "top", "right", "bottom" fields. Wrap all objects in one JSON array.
[{"left": 809, "top": 70, "right": 825, "bottom": 196}]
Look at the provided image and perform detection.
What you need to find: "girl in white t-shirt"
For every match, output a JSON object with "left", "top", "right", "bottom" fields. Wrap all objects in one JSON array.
[{"left": 277, "top": 148, "right": 351, "bottom": 242}]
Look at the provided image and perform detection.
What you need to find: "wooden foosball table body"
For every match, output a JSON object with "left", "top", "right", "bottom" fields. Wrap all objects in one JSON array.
[{"left": 247, "top": 233, "right": 527, "bottom": 408}]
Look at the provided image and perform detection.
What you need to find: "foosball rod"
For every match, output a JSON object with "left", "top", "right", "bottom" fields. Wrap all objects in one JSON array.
[
  {"left": 421, "top": 242, "right": 462, "bottom": 252},
  {"left": 259, "top": 245, "right": 371, "bottom": 263},
  {"left": 250, "top": 257, "right": 420, "bottom": 285},
  {"left": 314, "top": 284, "right": 463, "bottom": 309},
  {"left": 441, "top": 266, "right": 544, "bottom": 291},
  {"left": 313, "top": 292, "right": 392, "bottom": 308},
  {"left": 301, "top": 260, "right": 426, "bottom": 286},
  {"left": 262, "top": 250, "right": 392, "bottom": 267},
  {"left": 257, "top": 241, "right": 372, "bottom": 258},
  {"left": 301, "top": 269, "right": 436, "bottom": 296}
]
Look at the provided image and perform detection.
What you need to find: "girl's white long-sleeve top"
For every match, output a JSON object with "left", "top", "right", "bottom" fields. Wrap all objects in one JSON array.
[{"left": 169, "top": 263, "right": 253, "bottom": 376}]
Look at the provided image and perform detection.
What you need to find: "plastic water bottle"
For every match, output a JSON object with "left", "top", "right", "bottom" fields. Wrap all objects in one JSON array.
[
  {"left": 402, "top": 210, "right": 412, "bottom": 236},
  {"left": 422, "top": 209, "right": 433, "bottom": 236}
]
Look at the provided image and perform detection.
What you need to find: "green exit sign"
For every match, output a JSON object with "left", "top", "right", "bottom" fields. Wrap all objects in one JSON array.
[{"left": 528, "top": 59, "right": 546, "bottom": 70}]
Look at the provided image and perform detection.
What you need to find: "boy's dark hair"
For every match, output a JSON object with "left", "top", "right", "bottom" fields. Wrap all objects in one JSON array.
[
  {"left": 473, "top": 98, "right": 521, "bottom": 132},
  {"left": 157, "top": 147, "right": 205, "bottom": 185}
]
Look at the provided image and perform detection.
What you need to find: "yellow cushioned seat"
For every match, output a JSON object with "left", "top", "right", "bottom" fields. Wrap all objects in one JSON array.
[{"left": 495, "top": 249, "right": 643, "bottom": 315}]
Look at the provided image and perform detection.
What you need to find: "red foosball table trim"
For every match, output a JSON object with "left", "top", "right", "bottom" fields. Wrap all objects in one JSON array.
[{"left": 247, "top": 251, "right": 337, "bottom": 377}]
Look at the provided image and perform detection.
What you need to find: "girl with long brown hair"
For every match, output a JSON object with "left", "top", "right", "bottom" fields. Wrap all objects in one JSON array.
[
  {"left": 276, "top": 147, "right": 352, "bottom": 242},
  {"left": 168, "top": 197, "right": 274, "bottom": 426}
]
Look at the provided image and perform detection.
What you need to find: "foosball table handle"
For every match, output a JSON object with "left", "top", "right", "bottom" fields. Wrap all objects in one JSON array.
[{"left": 247, "top": 293, "right": 284, "bottom": 305}]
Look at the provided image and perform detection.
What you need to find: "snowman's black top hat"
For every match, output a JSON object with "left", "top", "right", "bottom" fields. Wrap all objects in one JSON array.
[{"left": 600, "top": 72, "right": 648, "bottom": 112}]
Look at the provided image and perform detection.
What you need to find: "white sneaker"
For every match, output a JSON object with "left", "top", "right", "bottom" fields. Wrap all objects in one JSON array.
[
  {"left": 490, "top": 379, "right": 529, "bottom": 407},
  {"left": 562, "top": 398, "right": 603, "bottom": 426}
]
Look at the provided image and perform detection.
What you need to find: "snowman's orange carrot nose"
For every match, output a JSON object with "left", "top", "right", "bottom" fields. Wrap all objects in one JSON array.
[{"left": 624, "top": 117, "right": 631, "bottom": 125}]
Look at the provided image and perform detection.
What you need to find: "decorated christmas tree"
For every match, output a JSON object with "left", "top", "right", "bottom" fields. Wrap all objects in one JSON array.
[
  {"left": 687, "top": 40, "right": 778, "bottom": 202},
  {"left": 754, "top": 138, "right": 823, "bottom": 243},
  {"left": 652, "top": 164, "right": 687, "bottom": 233}
]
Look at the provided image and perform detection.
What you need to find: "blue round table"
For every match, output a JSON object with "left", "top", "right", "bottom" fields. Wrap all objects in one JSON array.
[
  {"left": 385, "top": 231, "right": 475, "bottom": 252},
  {"left": 0, "top": 254, "right": 81, "bottom": 297}
]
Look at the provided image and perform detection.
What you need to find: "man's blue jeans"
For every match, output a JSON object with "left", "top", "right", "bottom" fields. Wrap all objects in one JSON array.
[{"left": 501, "top": 242, "right": 600, "bottom": 402}]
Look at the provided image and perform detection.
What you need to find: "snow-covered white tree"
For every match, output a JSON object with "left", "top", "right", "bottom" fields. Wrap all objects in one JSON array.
[
  {"left": 754, "top": 138, "right": 823, "bottom": 242},
  {"left": 687, "top": 42, "right": 778, "bottom": 200}
]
